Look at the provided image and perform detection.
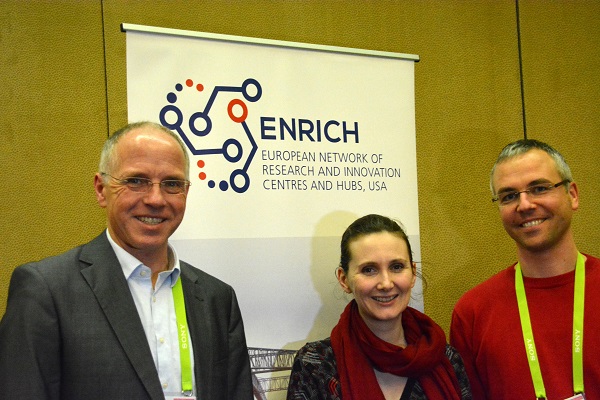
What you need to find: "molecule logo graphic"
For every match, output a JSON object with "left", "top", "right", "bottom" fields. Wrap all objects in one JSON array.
[{"left": 159, "top": 78, "right": 261, "bottom": 193}]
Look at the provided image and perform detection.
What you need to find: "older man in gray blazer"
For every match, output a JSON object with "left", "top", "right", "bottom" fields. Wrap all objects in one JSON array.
[{"left": 0, "top": 122, "right": 253, "bottom": 399}]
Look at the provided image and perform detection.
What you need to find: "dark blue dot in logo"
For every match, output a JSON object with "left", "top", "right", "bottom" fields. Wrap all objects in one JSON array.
[{"left": 223, "top": 139, "right": 242, "bottom": 163}]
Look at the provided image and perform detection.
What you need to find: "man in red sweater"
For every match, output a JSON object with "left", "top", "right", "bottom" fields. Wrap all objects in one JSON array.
[{"left": 450, "top": 139, "right": 600, "bottom": 400}]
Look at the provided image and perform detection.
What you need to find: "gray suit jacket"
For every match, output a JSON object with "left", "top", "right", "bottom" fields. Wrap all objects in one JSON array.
[{"left": 0, "top": 232, "right": 253, "bottom": 399}]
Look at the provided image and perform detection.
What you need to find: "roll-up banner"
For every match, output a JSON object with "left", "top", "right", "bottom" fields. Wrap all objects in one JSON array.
[{"left": 124, "top": 23, "right": 419, "bottom": 397}]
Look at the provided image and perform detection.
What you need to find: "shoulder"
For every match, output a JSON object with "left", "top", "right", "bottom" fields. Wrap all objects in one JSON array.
[
  {"left": 584, "top": 254, "right": 600, "bottom": 268},
  {"left": 289, "top": 338, "right": 340, "bottom": 400},
  {"left": 454, "top": 265, "right": 514, "bottom": 308},
  {"left": 295, "top": 338, "right": 334, "bottom": 360},
  {"left": 180, "top": 261, "right": 233, "bottom": 290},
  {"left": 291, "top": 338, "right": 338, "bottom": 384},
  {"left": 178, "top": 261, "right": 241, "bottom": 307},
  {"left": 293, "top": 338, "right": 336, "bottom": 370},
  {"left": 13, "top": 233, "right": 107, "bottom": 278},
  {"left": 583, "top": 254, "right": 600, "bottom": 287}
]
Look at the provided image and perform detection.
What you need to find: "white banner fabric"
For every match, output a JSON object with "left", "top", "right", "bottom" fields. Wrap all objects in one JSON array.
[{"left": 125, "top": 26, "right": 421, "bottom": 355}]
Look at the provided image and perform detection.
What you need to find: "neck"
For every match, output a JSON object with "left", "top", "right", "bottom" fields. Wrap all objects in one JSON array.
[
  {"left": 365, "top": 315, "right": 407, "bottom": 347},
  {"left": 517, "top": 238, "right": 579, "bottom": 278},
  {"left": 132, "top": 246, "right": 171, "bottom": 274}
]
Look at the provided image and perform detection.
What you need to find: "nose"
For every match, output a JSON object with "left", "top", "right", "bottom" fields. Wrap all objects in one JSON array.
[
  {"left": 515, "top": 191, "right": 536, "bottom": 211},
  {"left": 143, "top": 183, "right": 167, "bottom": 206},
  {"left": 377, "top": 271, "right": 394, "bottom": 291}
]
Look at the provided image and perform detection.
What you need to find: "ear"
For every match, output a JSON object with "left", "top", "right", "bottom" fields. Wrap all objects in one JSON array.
[
  {"left": 410, "top": 262, "right": 417, "bottom": 288},
  {"left": 568, "top": 181, "right": 579, "bottom": 211},
  {"left": 336, "top": 267, "right": 352, "bottom": 294},
  {"left": 94, "top": 173, "right": 108, "bottom": 208}
]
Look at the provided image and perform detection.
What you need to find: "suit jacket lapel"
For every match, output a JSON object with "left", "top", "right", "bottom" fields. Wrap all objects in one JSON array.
[{"left": 79, "top": 232, "right": 164, "bottom": 400}]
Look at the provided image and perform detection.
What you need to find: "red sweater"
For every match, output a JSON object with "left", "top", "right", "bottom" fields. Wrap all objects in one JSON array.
[{"left": 450, "top": 254, "right": 600, "bottom": 399}]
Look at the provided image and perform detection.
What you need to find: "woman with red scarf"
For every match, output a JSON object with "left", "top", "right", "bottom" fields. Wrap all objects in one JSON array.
[{"left": 287, "top": 214, "right": 471, "bottom": 400}]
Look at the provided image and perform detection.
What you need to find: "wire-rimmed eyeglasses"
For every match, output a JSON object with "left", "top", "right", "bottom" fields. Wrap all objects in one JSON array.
[
  {"left": 101, "top": 172, "right": 190, "bottom": 195},
  {"left": 492, "top": 179, "right": 570, "bottom": 206}
]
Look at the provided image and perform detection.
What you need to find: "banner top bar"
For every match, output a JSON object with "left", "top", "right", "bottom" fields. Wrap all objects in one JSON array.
[{"left": 121, "top": 23, "right": 420, "bottom": 62}]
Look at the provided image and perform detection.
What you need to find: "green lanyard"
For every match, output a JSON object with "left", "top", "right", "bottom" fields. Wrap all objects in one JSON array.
[
  {"left": 172, "top": 277, "right": 194, "bottom": 396},
  {"left": 515, "top": 252, "right": 586, "bottom": 399}
]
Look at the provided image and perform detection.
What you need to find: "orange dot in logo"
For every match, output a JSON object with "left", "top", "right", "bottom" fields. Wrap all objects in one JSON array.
[
  {"left": 196, "top": 83, "right": 204, "bottom": 92},
  {"left": 197, "top": 160, "right": 205, "bottom": 168},
  {"left": 199, "top": 172, "right": 206, "bottom": 180},
  {"left": 227, "top": 99, "right": 248, "bottom": 123},
  {"left": 186, "top": 79, "right": 193, "bottom": 87}
]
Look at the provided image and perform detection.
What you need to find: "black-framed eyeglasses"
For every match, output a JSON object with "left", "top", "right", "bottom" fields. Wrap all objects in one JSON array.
[
  {"left": 101, "top": 173, "right": 190, "bottom": 195},
  {"left": 492, "top": 179, "right": 570, "bottom": 206}
]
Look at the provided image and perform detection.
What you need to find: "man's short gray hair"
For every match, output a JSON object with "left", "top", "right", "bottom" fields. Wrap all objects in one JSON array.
[
  {"left": 98, "top": 121, "right": 190, "bottom": 180},
  {"left": 489, "top": 139, "right": 572, "bottom": 195}
]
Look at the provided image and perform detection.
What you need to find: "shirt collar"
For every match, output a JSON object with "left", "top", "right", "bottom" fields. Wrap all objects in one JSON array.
[{"left": 105, "top": 230, "right": 182, "bottom": 286}]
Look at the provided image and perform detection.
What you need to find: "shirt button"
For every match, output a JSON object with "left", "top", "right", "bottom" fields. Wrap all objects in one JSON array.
[
  {"left": 140, "top": 270, "right": 148, "bottom": 277},
  {"left": 162, "top": 382, "right": 168, "bottom": 389},
  {"left": 160, "top": 337, "right": 165, "bottom": 344}
]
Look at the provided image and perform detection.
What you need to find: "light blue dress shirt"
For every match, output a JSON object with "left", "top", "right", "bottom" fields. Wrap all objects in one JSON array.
[{"left": 106, "top": 230, "right": 196, "bottom": 396}]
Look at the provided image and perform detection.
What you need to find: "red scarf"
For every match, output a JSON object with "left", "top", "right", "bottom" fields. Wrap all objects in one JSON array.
[{"left": 330, "top": 300, "right": 461, "bottom": 400}]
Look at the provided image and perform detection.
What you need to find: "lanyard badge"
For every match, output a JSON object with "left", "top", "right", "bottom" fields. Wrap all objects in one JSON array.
[
  {"left": 515, "top": 252, "right": 586, "bottom": 399},
  {"left": 172, "top": 278, "right": 195, "bottom": 397}
]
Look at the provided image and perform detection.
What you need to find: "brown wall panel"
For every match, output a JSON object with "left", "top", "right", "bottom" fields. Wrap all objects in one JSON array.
[
  {"left": 518, "top": 1, "right": 600, "bottom": 264},
  {"left": 0, "top": 1, "right": 108, "bottom": 314}
]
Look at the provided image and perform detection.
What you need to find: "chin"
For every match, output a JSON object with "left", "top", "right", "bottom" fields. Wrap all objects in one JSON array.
[
  {"left": 375, "top": 310, "right": 404, "bottom": 321},
  {"left": 518, "top": 240, "right": 554, "bottom": 253},
  {"left": 134, "top": 238, "right": 169, "bottom": 250}
]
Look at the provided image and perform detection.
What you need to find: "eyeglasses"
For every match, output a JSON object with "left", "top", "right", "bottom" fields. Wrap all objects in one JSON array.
[
  {"left": 492, "top": 179, "right": 570, "bottom": 206},
  {"left": 101, "top": 173, "right": 190, "bottom": 195}
]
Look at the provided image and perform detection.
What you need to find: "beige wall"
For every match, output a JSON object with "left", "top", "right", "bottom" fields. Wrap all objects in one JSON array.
[{"left": 1, "top": 0, "right": 599, "bottom": 335}]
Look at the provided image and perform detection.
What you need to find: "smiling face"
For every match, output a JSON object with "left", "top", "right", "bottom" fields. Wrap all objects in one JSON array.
[
  {"left": 492, "top": 149, "right": 579, "bottom": 254},
  {"left": 337, "top": 231, "right": 416, "bottom": 334},
  {"left": 94, "top": 126, "right": 189, "bottom": 265}
]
